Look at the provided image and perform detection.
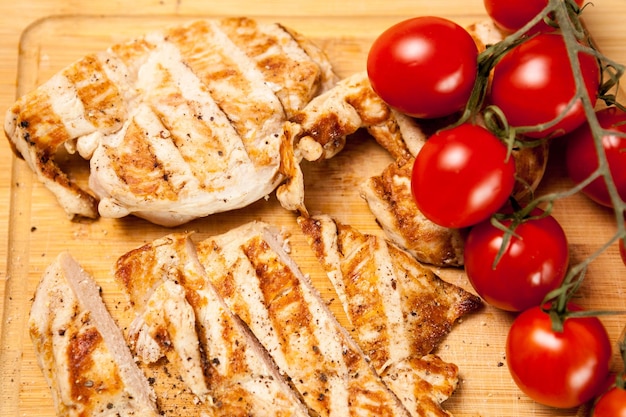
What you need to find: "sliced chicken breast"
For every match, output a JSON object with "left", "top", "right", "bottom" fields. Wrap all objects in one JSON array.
[
  {"left": 29, "top": 252, "right": 159, "bottom": 417},
  {"left": 298, "top": 214, "right": 483, "bottom": 416},
  {"left": 114, "top": 233, "right": 311, "bottom": 417},
  {"left": 361, "top": 156, "right": 468, "bottom": 267},
  {"left": 196, "top": 221, "right": 411, "bottom": 417}
]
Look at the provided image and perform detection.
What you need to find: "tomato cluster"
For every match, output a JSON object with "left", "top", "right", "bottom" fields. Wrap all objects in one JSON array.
[{"left": 367, "top": 0, "right": 624, "bottom": 412}]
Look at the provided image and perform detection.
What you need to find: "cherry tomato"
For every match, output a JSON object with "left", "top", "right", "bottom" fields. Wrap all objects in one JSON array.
[
  {"left": 367, "top": 16, "right": 478, "bottom": 119},
  {"left": 506, "top": 304, "right": 612, "bottom": 408},
  {"left": 464, "top": 208, "right": 569, "bottom": 312},
  {"left": 490, "top": 33, "right": 600, "bottom": 139},
  {"left": 565, "top": 107, "right": 626, "bottom": 207},
  {"left": 484, "top": 0, "right": 584, "bottom": 34},
  {"left": 593, "top": 385, "right": 626, "bottom": 417},
  {"left": 411, "top": 124, "right": 516, "bottom": 228}
]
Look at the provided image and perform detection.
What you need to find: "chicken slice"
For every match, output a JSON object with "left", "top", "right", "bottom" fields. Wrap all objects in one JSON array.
[
  {"left": 196, "top": 221, "right": 411, "bottom": 417},
  {"left": 28, "top": 252, "right": 159, "bottom": 417},
  {"left": 298, "top": 214, "right": 483, "bottom": 416},
  {"left": 114, "top": 233, "right": 311, "bottom": 417},
  {"left": 128, "top": 280, "right": 210, "bottom": 401}
]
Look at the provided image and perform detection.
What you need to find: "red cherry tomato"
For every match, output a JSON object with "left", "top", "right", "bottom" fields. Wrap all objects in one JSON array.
[
  {"left": 593, "top": 385, "right": 626, "bottom": 417},
  {"left": 464, "top": 208, "right": 569, "bottom": 312},
  {"left": 506, "top": 304, "right": 612, "bottom": 408},
  {"left": 490, "top": 33, "right": 600, "bottom": 139},
  {"left": 411, "top": 124, "right": 516, "bottom": 228},
  {"left": 565, "top": 107, "right": 626, "bottom": 207},
  {"left": 484, "top": 0, "right": 584, "bottom": 34},
  {"left": 367, "top": 16, "right": 478, "bottom": 119}
]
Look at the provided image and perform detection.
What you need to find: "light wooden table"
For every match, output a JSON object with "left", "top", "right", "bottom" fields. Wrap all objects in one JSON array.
[{"left": 2, "top": 1, "right": 626, "bottom": 416}]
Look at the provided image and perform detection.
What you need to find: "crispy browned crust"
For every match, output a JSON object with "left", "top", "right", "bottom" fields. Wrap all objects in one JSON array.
[
  {"left": 298, "top": 215, "right": 482, "bottom": 416},
  {"left": 298, "top": 215, "right": 481, "bottom": 358},
  {"left": 291, "top": 72, "right": 417, "bottom": 161},
  {"left": 115, "top": 233, "right": 311, "bottom": 416},
  {"left": 196, "top": 222, "right": 411, "bottom": 417}
]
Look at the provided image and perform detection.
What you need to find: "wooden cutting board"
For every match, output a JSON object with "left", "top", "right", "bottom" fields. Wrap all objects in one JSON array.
[{"left": 2, "top": 11, "right": 626, "bottom": 417}]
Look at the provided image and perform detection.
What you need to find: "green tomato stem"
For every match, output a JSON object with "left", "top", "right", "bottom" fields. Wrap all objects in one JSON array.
[{"left": 466, "top": 0, "right": 626, "bottom": 329}]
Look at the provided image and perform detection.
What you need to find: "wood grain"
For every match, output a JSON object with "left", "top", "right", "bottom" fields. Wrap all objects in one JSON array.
[{"left": 2, "top": 4, "right": 626, "bottom": 417}]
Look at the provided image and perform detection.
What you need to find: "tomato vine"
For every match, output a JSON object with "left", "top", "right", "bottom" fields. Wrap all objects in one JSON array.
[{"left": 459, "top": 0, "right": 626, "bottom": 329}]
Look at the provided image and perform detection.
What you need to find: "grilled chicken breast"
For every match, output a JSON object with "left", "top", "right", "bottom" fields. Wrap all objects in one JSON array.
[
  {"left": 114, "top": 233, "right": 310, "bottom": 417},
  {"left": 196, "top": 221, "right": 411, "bottom": 417},
  {"left": 5, "top": 18, "right": 338, "bottom": 226},
  {"left": 298, "top": 214, "right": 483, "bottom": 416},
  {"left": 29, "top": 252, "right": 159, "bottom": 417}
]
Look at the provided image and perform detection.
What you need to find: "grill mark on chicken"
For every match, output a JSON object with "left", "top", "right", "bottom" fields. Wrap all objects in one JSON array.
[
  {"left": 109, "top": 119, "right": 176, "bottom": 199},
  {"left": 68, "top": 327, "right": 124, "bottom": 405},
  {"left": 218, "top": 17, "right": 323, "bottom": 118},
  {"left": 196, "top": 222, "right": 411, "bottom": 417},
  {"left": 165, "top": 20, "right": 284, "bottom": 167},
  {"left": 64, "top": 54, "right": 127, "bottom": 131},
  {"left": 139, "top": 52, "right": 245, "bottom": 187},
  {"left": 115, "top": 233, "right": 311, "bottom": 416},
  {"left": 241, "top": 237, "right": 329, "bottom": 406},
  {"left": 14, "top": 90, "right": 68, "bottom": 151},
  {"left": 6, "top": 18, "right": 336, "bottom": 225},
  {"left": 298, "top": 215, "right": 482, "bottom": 417}
]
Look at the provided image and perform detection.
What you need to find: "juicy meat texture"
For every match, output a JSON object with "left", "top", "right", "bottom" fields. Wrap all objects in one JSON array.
[
  {"left": 28, "top": 252, "right": 159, "bottom": 417},
  {"left": 5, "top": 18, "right": 338, "bottom": 226},
  {"left": 195, "top": 221, "right": 411, "bottom": 417},
  {"left": 298, "top": 214, "right": 483, "bottom": 416},
  {"left": 114, "top": 233, "right": 310, "bottom": 417}
]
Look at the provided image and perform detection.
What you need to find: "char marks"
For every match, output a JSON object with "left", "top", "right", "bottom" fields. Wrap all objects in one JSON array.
[
  {"left": 196, "top": 222, "right": 411, "bottom": 417},
  {"left": 114, "top": 233, "right": 311, "bottom": 416},
  {"left": 298, "top": 214, "right": 483, "bottom": 417},
  {"left": 5, "top": 18, "right": 338, "bottom": 225}
]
